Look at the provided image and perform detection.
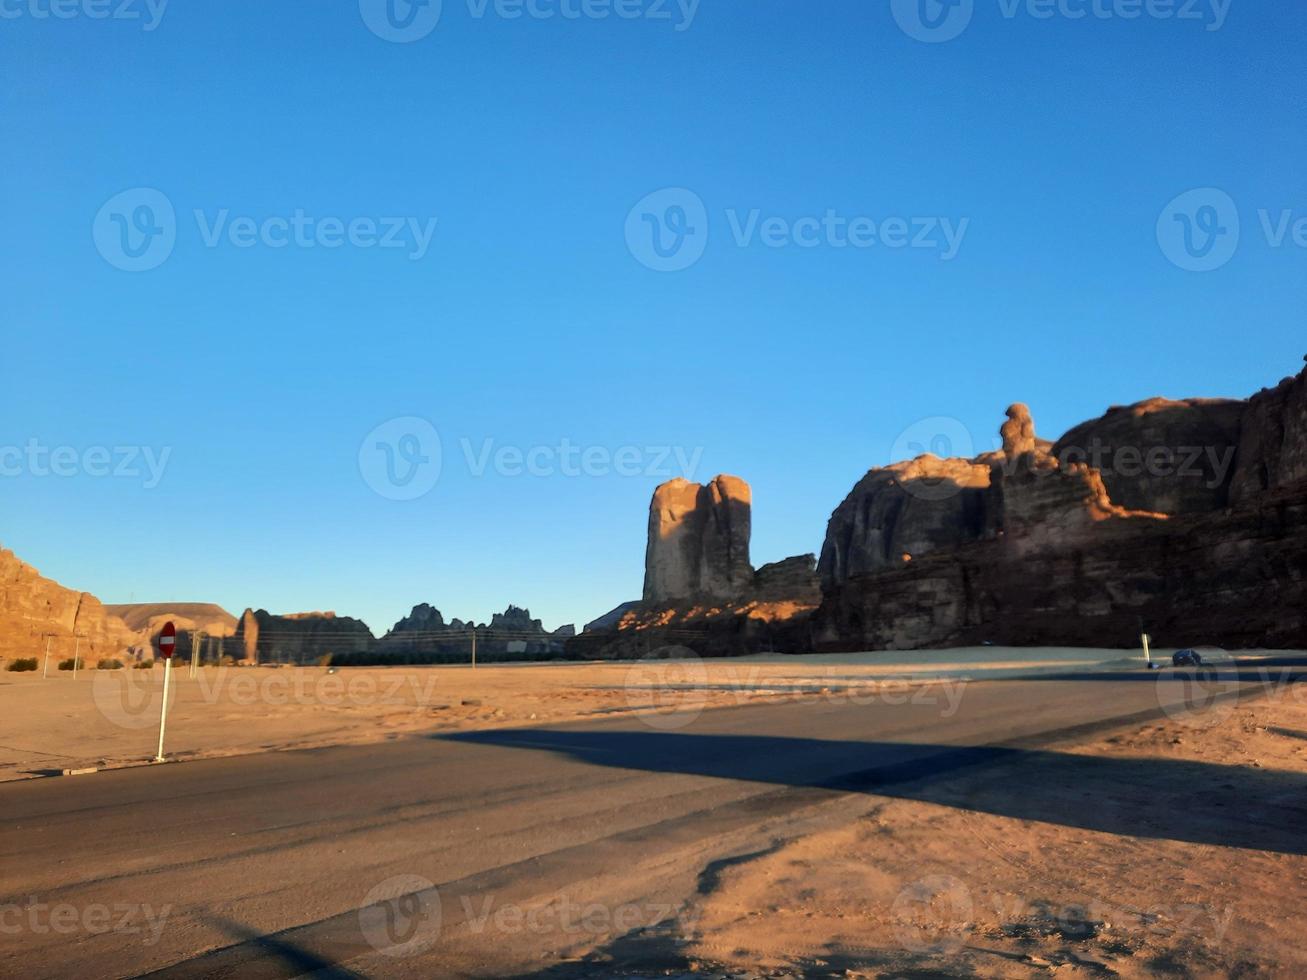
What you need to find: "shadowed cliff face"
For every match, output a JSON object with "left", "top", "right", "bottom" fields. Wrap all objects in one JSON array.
[
  {"left": 644, "top": 475, "right": 753, "bottom": 603},
  {"left": 818, "top": 456, "right": 996, "bottom": 590},
  {"left": 1051, "top": 398, "right": 1244, "bottom": 515},
  {"left": 816, "top": 361, "right": 1307, "bottom": 651}
]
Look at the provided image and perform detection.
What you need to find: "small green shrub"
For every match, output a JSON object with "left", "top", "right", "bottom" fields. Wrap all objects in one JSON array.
[
  {"left": 97, "top": 658, "right": 125, "bottom": 670},
  {"left": 57, "top": 658, "right": 83, "bottom": 671},
  {"left": 134, "top": 659, "right": 155, "bottom": 669},
  {"left": 5, "top": 658, "right": 38, "bottom": 672}
]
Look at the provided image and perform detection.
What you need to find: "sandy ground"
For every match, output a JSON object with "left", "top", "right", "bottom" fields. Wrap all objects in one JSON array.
[
  {"left": 0, "top": 647, "right": 1136, "bottom": 782},
  {"left": 667, "top": 692, "right": 1307, "bottom": 979}
]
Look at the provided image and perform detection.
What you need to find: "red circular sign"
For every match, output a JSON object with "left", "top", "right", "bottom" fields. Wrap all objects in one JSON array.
[{"left": 158, "top": 621, "right": 177, "bottom": 660}]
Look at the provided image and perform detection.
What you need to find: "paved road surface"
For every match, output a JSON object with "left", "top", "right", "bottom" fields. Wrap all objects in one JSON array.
[{"left": 1, "top": 660, "right": 1298, "bottom": 979}]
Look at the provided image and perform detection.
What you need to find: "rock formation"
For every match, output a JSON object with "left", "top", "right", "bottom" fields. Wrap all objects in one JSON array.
[
  {"left": 816, "top": 360, "right": 1307, "bottom": 651},
  {"left": 1001, "top": 403, "right": 1037, "bottom": 460},
  {"left": 0, "top": 548, "right": 137, "bottom": 663},
  {"left": 378, "top": 603, "right": 573, "bottom": 659},
  {"left": 644, "top": 475, "right": 753, "bottom": 602},
  {"left": 753, "top": 555, "right": 821, "bottom": 603},
  {"left": 1229, "top": 365, "right": 1307, "bottom": 504},
  {"left": 584, "top": 601, "right": 642, "bottom": 633},
  {"left": 818, "top": 456, "right": 996, "bottom": 589},
  {"left": 235, "top": 609, "right": 375, "bottom": 665},
  {"left": 1050, "top": 398, "right": 1243, "bottom": 514}
]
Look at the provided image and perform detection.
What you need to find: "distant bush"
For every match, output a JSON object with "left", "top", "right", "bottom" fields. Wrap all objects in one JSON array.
[
  {"left": 57, "top": 658, "right": 83, "bottom": 671},
  {"left": 97, "top": 658, "right": 125, "bottom": 670},
  {"left": 6, "top": 658, "right": 38, "bottom": 672},
  {"left": 134, "top": 660, "right": 155, "bottom": 669}
]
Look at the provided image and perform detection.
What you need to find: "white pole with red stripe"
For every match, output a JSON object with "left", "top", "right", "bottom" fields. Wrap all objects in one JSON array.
[{"left": 155, "top": 622, "right": 177, "bottom": 763}]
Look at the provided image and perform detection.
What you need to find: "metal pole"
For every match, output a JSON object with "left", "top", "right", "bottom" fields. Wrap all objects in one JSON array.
[
  {"left": 1142, "top": 632, "right": 1152, "bottom": 665},
  {"left": 155, "top": 657, "right": 173, "bottom": 762},
  {"left": 470, "top": 628, "right": 477, "bottom": 669},
  {"left": 73, "top": 635, "right": 81, "bottom": 679},
  {"left": 42, "top": 635, "right": 52, "bottom": 679}
]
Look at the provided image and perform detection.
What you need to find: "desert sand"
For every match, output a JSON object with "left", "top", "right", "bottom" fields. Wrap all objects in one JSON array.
[{"left": 0, "top": 647, "right": 1137, "bottom": 782}]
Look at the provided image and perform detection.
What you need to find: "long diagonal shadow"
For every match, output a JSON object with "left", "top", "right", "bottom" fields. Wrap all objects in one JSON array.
[{"left": 446, "top": 727, "right": 1307, "bottom": 856}]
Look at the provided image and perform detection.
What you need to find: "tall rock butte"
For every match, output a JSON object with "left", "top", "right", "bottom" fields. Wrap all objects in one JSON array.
[{"left": 644, "top": 475, "right": 753, "bottom": 603}]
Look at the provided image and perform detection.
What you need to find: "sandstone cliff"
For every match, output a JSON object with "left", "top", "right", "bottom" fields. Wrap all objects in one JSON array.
[{"left": 0, "top": 548, "right": 137, "bottom": 662}]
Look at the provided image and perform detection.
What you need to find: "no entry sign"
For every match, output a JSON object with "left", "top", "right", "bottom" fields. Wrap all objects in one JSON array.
[{"left": 158, "top": 622, "right": 177, "bottom": 660}]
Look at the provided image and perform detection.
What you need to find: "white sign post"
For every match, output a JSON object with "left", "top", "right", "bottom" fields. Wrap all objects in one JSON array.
[{"left": 155, "top": 622, "right": 176, "bottom": 763}]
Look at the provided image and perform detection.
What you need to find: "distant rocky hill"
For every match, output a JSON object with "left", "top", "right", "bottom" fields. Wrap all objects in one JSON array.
[
  {"left": 378, "top": 603, "right": 575, "bottom": 660},
  {"left": 104, "top": 603, "right": 238, "bottom": 654},
  {"left": 233, "top": 610, "right": 375, "bottom": 664}
]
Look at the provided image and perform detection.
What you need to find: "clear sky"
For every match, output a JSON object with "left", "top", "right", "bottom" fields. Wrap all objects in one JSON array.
[{"left": 2, "top": 0, "right": 1303, "bottom": 634}]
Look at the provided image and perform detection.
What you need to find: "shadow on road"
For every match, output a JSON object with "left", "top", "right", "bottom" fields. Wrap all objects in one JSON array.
[{"left": 446, "top": 727, "right": 1307, "bottom": 856}]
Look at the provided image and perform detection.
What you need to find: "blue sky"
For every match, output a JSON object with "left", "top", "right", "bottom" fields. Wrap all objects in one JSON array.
[{"left": 2, "top": 0, "right": 1304, "bottom": 634}]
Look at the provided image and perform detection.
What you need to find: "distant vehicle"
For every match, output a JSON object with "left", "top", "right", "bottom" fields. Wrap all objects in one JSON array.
[{"left": 1172, "top": 649, "right": 1205, "bottom": 667}]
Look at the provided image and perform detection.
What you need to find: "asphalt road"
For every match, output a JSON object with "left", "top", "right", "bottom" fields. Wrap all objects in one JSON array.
[{"left": 1, "top": 659, "right": 1299, "bottom": 979}]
